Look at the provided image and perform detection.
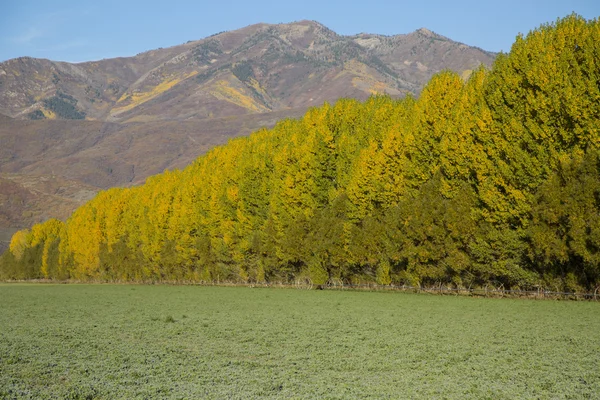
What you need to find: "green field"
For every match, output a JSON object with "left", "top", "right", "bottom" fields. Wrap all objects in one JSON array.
[{"left": 0, "top": 285, "right": 598, "bottom": 399}]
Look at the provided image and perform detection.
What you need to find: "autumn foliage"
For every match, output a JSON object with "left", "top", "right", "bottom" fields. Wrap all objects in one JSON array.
[{"left": 2, "top": 15, "right": 600, "bottom": 291}]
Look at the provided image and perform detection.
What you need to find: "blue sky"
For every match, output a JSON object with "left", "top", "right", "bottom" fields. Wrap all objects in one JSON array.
[{"left": 1, "top": 0, "right": 598, "bottom": 63}]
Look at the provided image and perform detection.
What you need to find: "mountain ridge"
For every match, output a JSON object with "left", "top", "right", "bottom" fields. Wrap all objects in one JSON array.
[{"left": 0, "top": 20, "right": 495, "bottom": 122}]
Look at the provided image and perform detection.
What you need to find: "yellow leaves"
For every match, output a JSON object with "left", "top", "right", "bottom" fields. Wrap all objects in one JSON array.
[
  {"left": 368, "top": 81, "right": 388, "bottom": 95},
  {"left": 210, "top": 80, "right": 269, "bottom": 112},
  {"left": 245, "top": 77, "right": 269, "bottom": 100},
  {"left": 351, "top": 76, "right": 395, "bottom": 96},
  {"left": 417, "top": 71, "right": 464, "bottom": 127},
  {"left": 8, "top": 219, "right": 66, "bottom": 278},
  {"left": 344, "top": 60, "right": 399, "bottom": 96},
  {"left": 227, "top": 185, "right": 239, "bottom": 202},
  {"left": 460, "top": 69, "right": 473, "bottom": 81},
  {"left": 346, "top": 141, "right": 382, "bottom": 219},
  {"left": 9, "top": 230, "right": 29, "bottom": 261},
  {"left": 41, "top": 108, "right": 57, "bottom": 119},
  {"left": 6, "top": 14, "right": 600, "bottom": 289},
  {"left": 111, "top": 71, "right": 198, "bottom": 116}
]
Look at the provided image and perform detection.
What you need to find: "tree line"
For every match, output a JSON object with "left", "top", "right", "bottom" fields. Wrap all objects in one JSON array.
[{"left": 2, "top": 15, "right": 600, "bottom": 292}]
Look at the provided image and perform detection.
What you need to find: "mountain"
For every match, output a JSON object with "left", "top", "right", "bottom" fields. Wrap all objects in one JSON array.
[
  {"left": 0, "top": 20, "right": 495, "bottom": 249},
  {"left": 0, "top": 21, "right": 494, "bottom": 122}
]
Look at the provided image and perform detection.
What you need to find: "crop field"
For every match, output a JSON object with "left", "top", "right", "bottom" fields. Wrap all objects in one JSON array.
[{"left": 0, "top": 284, "right": 599, "bottom": 399}]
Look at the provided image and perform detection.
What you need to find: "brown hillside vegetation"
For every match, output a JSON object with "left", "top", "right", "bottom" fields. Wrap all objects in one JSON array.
[{"left": 0, "top": 108, "right": 306, "bottom": 188}]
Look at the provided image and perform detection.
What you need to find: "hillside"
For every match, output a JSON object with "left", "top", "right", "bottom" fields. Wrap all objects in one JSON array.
[
  {"left": 0, "top": 20, "right": 495, "bottom": 250},
  {"left": 0, "top": 108, "right": 306, "bottom": 188},
  {"left": 3, "top": 15, "right": 598, "bottom": 292},
  {"left": 0, "top": 21, "right": 494, "bottom": 122}
]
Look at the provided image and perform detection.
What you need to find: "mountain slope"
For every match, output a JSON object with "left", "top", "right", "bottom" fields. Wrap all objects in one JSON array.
[
  {"left": 0, "top": 108, "right": 307, "bottom": 189},
  {"left": 0, "top": 20, "right": 495, "bottom": 248},
  {"left": 0, "top": 21, "right": 495, "bottom": 123}
]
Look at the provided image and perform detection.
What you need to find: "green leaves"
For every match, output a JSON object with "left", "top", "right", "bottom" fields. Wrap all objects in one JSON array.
[
  {"left": 528, "top": 151, "right": 600, "bottom": 288},
  {"left": 3, "top": 15, "right": 600, "bottom": 291}
]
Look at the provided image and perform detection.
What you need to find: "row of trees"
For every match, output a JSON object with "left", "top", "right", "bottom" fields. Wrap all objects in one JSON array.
[{"left": 2, "top": 15, "right": 600, "bottom": 291}]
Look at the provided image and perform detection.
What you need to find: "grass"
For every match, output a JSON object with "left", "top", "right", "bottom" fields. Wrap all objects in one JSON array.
[{"left": 0, "top": 284, "right": 598, "bottom": 399}]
